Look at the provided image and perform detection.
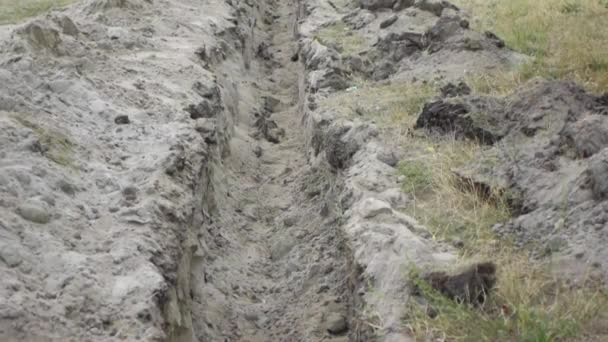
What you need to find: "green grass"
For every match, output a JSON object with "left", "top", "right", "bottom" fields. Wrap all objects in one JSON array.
[
  {"left": 398, "top": 161, "right": 433, "bottom": 195},
  {"left": 0, "top": 0, "right": 76, "bottom": 25},
  {"left": 452, "top": 0, "right": 608, "bottom": 93}
]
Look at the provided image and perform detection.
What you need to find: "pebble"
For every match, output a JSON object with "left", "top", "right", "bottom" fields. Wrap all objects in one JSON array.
[
  {"left": 0, "top": 244, "right": 22, "bottom": 267},
  {"left": 114, "top": 115, "right": 130, "bottom": 125},
  {"left": 325, "top": 313, "right": 348, "bottom": 335},
  {"left": 16, "top": 201, "right": 51, "bottom": 224},
  {"left": 379, "top": 15, "right": 398, "bottom": 29}
]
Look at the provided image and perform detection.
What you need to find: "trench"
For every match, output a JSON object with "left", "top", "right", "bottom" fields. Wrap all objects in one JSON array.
[{"left": 186, "top": 0, "right": 356, "bottom": 340}]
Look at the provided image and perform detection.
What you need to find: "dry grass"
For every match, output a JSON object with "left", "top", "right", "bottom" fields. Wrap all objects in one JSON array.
[
  {"left": 313, "top": 21, "right": 367, "bottom": 56},
  {"left": 452, "top": 0, "right": 608, "bottom": 93},
  {"left": 407, "top": 250, "right": 608, "bottom": 341},
  {"left": 321, "top": 79, "right": 608, "bottom": 341},
  {"left": 319, "top": 78, "right": 436, "bottom": 126},
  {"left": 0, "top": 0, "right": 76, "bottom": 25},
  {"left": 399, "top": 129, "right": 608, "bottom": 341}
]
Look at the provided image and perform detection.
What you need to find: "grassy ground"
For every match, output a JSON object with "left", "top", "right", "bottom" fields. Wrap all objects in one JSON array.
[
  {"left": 320, "top": 79, "right": 608, "bottom": 341},
  {"left": 0, "top": 0, "right": 76, "bottom": 24},
  {"left": 452, "top": 0, "right": 608, "bottom": 93}
]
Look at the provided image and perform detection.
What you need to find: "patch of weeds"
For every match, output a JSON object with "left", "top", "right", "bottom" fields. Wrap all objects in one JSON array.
[
  {"left": 398, "top": 160, "right": 432, "bottom": 195},
  {"left": 561, "top": 1, "right": 582, "bottom": 14},
  {"left": 313, "top": 21, "right": 366, "bottom": 56},
  {"left": 406, "top": 253, "right": 608, "bottom": 341},
  {"left": 396, "top": 135, "right": 507, "bottom": 246},
  {"left": 11, "top": 114, "right": 76, "bottom": 168},
  {"left": 319, "top": 80, "right": 437, "bottom": 127},
  {"left": 394, "top": 110, "right": 608, "bottom": 341},
  {"left": 0, "top": 0, "right": 76, "bottom": 24}
]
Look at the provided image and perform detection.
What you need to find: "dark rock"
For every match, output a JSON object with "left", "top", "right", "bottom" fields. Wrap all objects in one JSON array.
[
  {"left": 254, "top": 115, "right": 285, "bottom": 144},
  {"left": 440, "top": 81, "right": 471, "bottom": 97},
  {"left": 325, "top": 313, "right": 348, "bottom": 334},
  {"left": 192, "top": 81, "right": 220, "bottom": 100},
  {"left": 419, "top": 262, "right": 496, "bottom": 305},
  {"left": 325, "top": 126, "right": 360, "bottom": 169},
  {"left": 371, "top": 61, "right": 396, "bottom": 81},
  {"left": 256, "top": 42, "right": 272, "bottom": 60},
  {"left": 291, "top": 52, "right": 299, "bottom": 62},
  {"left": 360, "top": 0, "right": 396, "bottom": 11},
  {"left": 253, "top": 145, "right": 263, "bottom": 158},
  {"left": 380, "top": 15, "right": 398, "bottom": 29},
  {"left": 56, "top": 179, "right": 77, "bottom": 196},
  {"left": 415, "top": 100, "right": 501, "bottom": 144},
  {"left": 393, "top": 0, "right": 415, "bottom": 11},
  {"left": 484, "top": 31, "right": 505, "bottom": 48},
  {"left": 185, "top": 99, "right": 223, "bottom": 120},
  {"left": 310, "top": 67, "right": 351, "bottom": 92},
  {"left": 374, "top": 31, "right": 424, "bottom": 62},
  {"left": 114, "top": 115, "right": 130, "bottom": 124},
  {"left": 463, "top": 37, "right": 483, "bottom": 51},
  {"left": 122, "top": 186, "right": 138, "bottom": 202}
]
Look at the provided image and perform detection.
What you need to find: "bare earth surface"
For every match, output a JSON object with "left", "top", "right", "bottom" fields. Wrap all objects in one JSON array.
[{"left": 0, "top": 0, "right": 606, "bottom": 341}]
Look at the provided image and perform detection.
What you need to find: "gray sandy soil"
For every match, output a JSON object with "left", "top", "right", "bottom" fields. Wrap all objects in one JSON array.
[{"left": 1, "top": 0, "right": 606, "bottom": 341}]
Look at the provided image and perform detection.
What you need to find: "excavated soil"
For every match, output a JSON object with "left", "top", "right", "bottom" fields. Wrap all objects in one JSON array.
[{"left": 1, "top": 0, "right": 607, "bottom": 341}]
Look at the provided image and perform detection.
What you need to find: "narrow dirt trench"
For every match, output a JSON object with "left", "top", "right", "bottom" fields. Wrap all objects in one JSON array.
[{"left": 191, "top": 0, "right": 353, "bottom": 341}]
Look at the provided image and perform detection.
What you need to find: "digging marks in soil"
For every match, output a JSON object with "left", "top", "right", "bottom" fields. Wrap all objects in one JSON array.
[{"left": 191, "top": 1, "right": 352, "bottom": 341}]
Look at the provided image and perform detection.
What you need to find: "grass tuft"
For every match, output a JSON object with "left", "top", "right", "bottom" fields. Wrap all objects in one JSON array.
[{"left": 0, "top": 0, "right": 76, "bottom": 25}]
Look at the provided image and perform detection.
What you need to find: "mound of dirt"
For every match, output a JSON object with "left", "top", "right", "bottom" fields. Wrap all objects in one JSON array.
[{"left": 417, "top": 78, "right": 608, "bottom": 279}]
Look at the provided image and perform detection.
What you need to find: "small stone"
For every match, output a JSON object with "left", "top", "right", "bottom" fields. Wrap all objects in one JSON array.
[
  {"left": 253, "top": 145, "right": 263, "bottom": 158},
  {"left": 0, "top": 244, "right": 22, "bottom": 267},
  {"left": 283, "top": 216, "right": 296, "bottom": 227},
  {"left": 464, "top": 38, "right": 483, "bottom": 51},
  {"left": 326, "top": 313, "right": 348, "bottom": 335},
  {"left": 16, "top": 201, "right": 51, "bottom": 224},
  {"left": 122, "top": 186, "right": 138, "bottom": 202},
  {"left": 380, "top": 15, "right": 398, "bottom": 29},
  {"left": 377, "top": 150, "right": 398, "bottom": 167},
  {"left": 359, "top": 198, "right": 392, "bottom": 219},
  {"left": 57, "top": 179, "right": 77, "bottom": 196},
  {"left": 452, "top": 239, "right": 465, "bottom": 249},
  {"left": 114, "top": 115, "right": 130, "bottom": 125}
]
